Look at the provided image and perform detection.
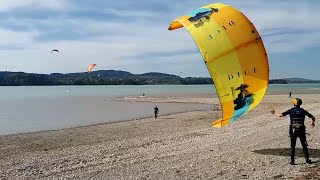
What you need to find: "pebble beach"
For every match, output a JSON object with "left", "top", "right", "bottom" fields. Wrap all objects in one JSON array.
[{"left": 1, "top": 94, "right": 320, "bottom": 179}]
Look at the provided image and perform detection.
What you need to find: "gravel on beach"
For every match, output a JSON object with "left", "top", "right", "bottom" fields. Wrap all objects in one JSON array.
[{"left": 1, "top": 94, "right": 320, "bottom": 179}]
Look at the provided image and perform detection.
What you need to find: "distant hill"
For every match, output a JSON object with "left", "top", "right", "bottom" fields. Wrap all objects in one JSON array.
[
  {"left": 50, "top": 70, "right": 134, "bottom": 78},
  {"left": 49, "top": 70, "right": 178, "bottom": 79},
  {"left": 0, "top": 70, "right": 211, "bottom": 86},
  {"left": 86, "top": 70, "right": 134, "bottom": 78},
  {"left": 139, "top": 72, "right": 179, "bottom": 78},
  {"left": 283, "top": 78, "right": 310, "bottom": 81},
  {"left": 282, "top": 78, "right": 320, "bottom": 83},
  {"left": 0, "top": 70, "right": 319, "bottom": 86}
]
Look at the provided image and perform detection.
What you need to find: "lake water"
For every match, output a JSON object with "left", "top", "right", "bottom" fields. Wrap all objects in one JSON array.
[{"left": 1, "top": 84, "right": 320, "bottom": 135}]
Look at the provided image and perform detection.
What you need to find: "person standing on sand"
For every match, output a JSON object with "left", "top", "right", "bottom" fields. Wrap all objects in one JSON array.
[
  {"left": 289, "top": 91, "right": 292, "bottom": 98},
  {"left": 271, "top": 98, "right": 315, "bottom": 165},
  {"left": 154, "top": 105, "right": 159, "bottom": 119}
]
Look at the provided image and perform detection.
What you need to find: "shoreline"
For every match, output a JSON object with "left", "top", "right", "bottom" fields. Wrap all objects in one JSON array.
[
  {"left": 1, "top": 94, "right": 320, "bottom": 179},
  {"left": 0, "top": 93, "right": 316, "bottom": 138},
  {"left": 0, "top": 94, "right": 213, "bottom": 136},
  {"left": 0, "top": 109, "right": 209, "bottom": 138}
]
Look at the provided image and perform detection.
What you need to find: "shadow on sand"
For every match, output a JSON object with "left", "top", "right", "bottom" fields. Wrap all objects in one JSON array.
[{"left": 253, "top": 148, "right": 320, "bottom": 158}]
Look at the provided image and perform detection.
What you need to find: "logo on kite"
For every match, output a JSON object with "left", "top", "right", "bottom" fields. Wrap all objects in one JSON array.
[
  {"left": 87, "top": 64, "right": 96, "bottom": 74},
  {"left": 188, "top": 7, "right": 219, "bottom": 28},
  {"left": 233, "top": 84, "right": 254, "bottom": 110},
  {"left": 51, "top": 49, "right": 59, "bottom": 54},
  {"left": 168, "top": 3, "right": 269, "bottom": 127}
]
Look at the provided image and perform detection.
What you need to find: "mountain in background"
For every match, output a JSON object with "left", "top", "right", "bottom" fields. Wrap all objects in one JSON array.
[
  {"left": 282, "top": 78, "right": 320, "bottom": 83},
  {"left": 0, "top": 70, "right": 319, "bottom": 86},
  {"left": 0, "top": 70, "right": 209, "bottom": 86},
  {"left": 49, "top": 70, "right": 178, "bottom": 78}
]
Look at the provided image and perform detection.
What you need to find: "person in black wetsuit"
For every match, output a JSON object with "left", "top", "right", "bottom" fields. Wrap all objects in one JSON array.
[
  {"left": 271, "top": 98, "right": 315, "bottom": 165},
  {"left": 154, "top": 106, "right": 159, "bottom": 119}
]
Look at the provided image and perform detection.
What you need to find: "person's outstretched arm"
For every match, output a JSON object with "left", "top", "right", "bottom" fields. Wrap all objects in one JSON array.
[{"left": 271, "top": 109, "right": 290, "bottom": 118}]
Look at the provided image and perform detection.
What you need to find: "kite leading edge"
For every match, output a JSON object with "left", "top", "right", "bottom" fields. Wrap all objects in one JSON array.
[
  {"left": 51, "top": 49, "right": 59, "bottom": 54},
  {"left": 168, "top": 3, "right": 269, "bottom": 127}
]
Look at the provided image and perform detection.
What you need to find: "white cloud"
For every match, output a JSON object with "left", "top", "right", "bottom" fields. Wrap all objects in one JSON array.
[
  {"left": 264, "top": 31, "right": 320, "bottom": 53},
  {"left": 0, "top": 0, "right": 319, "bottom": 77},
  {"left": 0, "top": 0, "right": 65, "bottom": 11},
  {"left": 0, "top": 28, "right": 38, "bottom": 47}
]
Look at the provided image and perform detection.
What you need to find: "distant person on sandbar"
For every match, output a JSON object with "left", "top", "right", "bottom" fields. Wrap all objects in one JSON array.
[
  {"left": 271, "top": 98, "right": 315, "bottom": 165},
  {"left": 289, "top": 91, "right": 292, "bottom": 98},
  {"left": 154, "top": 105, "right": 159, "bottom": 119}
]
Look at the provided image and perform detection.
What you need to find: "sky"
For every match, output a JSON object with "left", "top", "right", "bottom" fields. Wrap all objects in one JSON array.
[{"left": 0, "top": 0, "right": 319, "bottom": 79}]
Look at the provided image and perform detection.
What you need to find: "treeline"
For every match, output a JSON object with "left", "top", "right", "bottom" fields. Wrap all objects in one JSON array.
[
  {"left": 269, "top": 79, "right": 320, "bottom": 84},
  {"left": 268, "top": 79, "right": 288, "bottom": 84},
  {"left": 0, "top": 71, "right": 317, "bottom": 86},
  {"left": 0, "top": 71, "right": 213, "bottom": 86}
]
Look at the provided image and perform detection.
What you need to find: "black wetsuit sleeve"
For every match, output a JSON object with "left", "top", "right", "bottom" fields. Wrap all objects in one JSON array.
[
  {"left": 304, "top": 109, "right": 314, "bottom": 118},
  {"left": 282, "top": 109, "right": 291, "bottom": 116}
]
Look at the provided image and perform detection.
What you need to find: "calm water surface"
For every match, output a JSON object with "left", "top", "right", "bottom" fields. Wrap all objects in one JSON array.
[{"left": 1, "top": 84, "right": 320, "bottom": 135}]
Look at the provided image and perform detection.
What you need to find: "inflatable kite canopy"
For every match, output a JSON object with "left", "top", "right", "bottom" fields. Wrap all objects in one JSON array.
[
  {"left": 51, "top": 49, "right": 59, "bottom": 54},
  {"left": 169, "top": 3, "right": 269, "bottom": 127},
  {"left": 87, "top": 64, "right": 96, "bottom": 74}
]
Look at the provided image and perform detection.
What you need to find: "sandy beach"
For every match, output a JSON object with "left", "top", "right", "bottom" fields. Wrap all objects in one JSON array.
[{"left": 1, "top": 94, "right": 320, "bottom": 179}]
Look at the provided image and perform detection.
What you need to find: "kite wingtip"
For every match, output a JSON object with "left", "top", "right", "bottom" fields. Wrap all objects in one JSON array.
[
  {"left": 212, "top": 119, "right": 223, "bottom": 128},
  {"left": 168, "top": 20, "right": 184, "bottom": 31},
  {"left": 168, "top": 25, "right": 175, "bottom": 31}
]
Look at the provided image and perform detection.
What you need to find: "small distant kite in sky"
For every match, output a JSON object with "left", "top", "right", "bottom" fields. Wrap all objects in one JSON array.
[
  {"left": 87, "top": 64, "right": 96, "bottom": 74},
  {"left": 51, "top": 49, "right": 59, "bottom": 54}
]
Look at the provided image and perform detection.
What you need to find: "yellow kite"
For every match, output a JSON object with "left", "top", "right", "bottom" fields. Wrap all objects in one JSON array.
[{"left": 168, "top": 3, "right": 269, "bottom": 127}]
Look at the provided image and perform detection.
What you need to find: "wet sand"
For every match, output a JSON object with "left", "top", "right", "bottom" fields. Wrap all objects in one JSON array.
[{"left": 1, "top": 94, "right": 320, "bottom": 179}]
